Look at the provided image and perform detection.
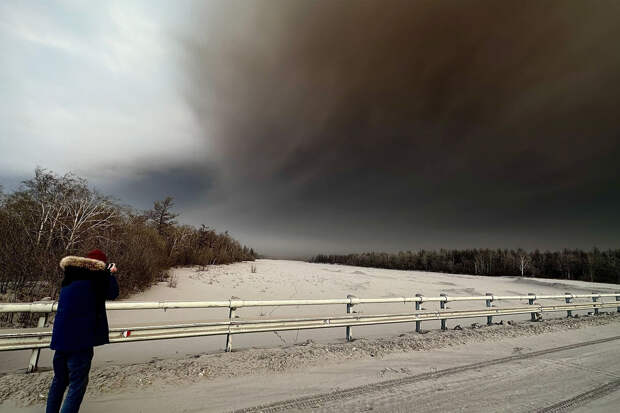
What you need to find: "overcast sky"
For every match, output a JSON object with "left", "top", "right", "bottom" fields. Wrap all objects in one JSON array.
[{"left": 1, "top": 1, "right": 619, "bottom": 257}]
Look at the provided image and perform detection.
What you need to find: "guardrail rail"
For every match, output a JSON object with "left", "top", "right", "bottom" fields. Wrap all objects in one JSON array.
[{"left": 1, "top": 291, "right": 619, "bottom": 372}]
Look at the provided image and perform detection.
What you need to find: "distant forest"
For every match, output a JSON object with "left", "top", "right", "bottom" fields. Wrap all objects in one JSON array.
[
  {"left": 0, "top": 168, "right": 256, "bottom": 313},
  {"left": 312, "top": 249, "right": 620, "bottom": 284}
]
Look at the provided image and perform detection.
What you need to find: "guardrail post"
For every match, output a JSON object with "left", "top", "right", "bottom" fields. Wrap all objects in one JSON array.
[
  {"left": 616, "top": 291, "right": 620, "bottom": 313},
  {"left": 439, "top": 293, "right": 447, "bottom": 330},
  {"left": 565, "top": 292, "right": 572, "bottom": 318},
  {"left": 592, "top": 292, "right": 599, "bottom": 315},
  {"left": 528, "top": 293, "right": 537, "bottom": 321},
  {"left": 27, "top": 311, "right": 49, "bottom": 373},
  {"left": 415, "top": 294, "right": 422, "bottom": 333},
  {"left": 225, "top": 297, "right": 238, "bottom": 352},
  {"left": 486, "top": 293, "right": 493, "bottom": 325},
  {"left": 346, "top": 294, "right": 356, "bottom": 341}
]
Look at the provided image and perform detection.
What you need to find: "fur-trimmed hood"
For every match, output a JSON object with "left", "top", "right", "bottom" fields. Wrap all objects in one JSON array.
[{"left": 60, "top": 256, "right": 106, "bottom": 271}]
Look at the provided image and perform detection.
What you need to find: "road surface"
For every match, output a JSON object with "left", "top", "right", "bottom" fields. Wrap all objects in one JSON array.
[{"left": 236, "top": 335, "right": 620, "bottom": 412}]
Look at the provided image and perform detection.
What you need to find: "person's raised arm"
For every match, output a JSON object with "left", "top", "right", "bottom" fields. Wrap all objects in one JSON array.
[{"left": 106, "top": 263, "right": 119, "bottom": 300}]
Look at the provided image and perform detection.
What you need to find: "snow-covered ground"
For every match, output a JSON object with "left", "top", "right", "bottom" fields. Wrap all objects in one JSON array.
[{"left": 1, "top": 259, "right": 619, "bottom": 374}]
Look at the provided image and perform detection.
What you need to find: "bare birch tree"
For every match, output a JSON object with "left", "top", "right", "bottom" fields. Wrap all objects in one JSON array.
[
  {"left": 60, "top": 187, "right": 118, "bottom": 252},
  {"left": 518, "top": 249, "right": 530, "bottom": 276}
]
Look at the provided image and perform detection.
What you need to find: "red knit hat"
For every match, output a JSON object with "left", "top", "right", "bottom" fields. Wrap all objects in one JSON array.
[{"left": 86, "top": 249, "right": 107, "bottom": 263}]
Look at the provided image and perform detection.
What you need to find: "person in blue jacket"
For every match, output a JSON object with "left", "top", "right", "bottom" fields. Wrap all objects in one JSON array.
[{"left": 46, "top": 249, "right": 119, "bottom": 413}]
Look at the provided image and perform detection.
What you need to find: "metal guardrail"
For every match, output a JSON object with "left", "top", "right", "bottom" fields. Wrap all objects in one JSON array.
[{"left": 1, "top": 291, "right": 619, "bottom": 372}]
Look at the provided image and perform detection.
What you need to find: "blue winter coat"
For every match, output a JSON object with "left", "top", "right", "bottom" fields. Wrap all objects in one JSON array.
[{"left": 50, "top": 256, "right": 119, "bottom": 352}]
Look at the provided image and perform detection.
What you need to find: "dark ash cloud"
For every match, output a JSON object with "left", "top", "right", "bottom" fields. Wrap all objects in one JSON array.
[{"left": 176, "top": 0, "right": 620, "bottom": 256}]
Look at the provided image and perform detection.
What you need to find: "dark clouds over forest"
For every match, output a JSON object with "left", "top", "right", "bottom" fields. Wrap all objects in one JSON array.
[
  {"left": 175, "top": 0, "right": 620, "bottom": 256},
  {"left": 2, "top": 1, "right": 620, "bottom": 256}
]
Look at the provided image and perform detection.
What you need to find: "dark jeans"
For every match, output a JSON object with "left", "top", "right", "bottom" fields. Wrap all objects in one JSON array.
[{"left": 46, "top": 347, "right": 94, "bottom": 413}]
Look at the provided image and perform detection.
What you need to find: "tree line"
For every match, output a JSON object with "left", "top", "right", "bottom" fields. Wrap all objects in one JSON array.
[
  {"left": 312, "top": 248, "right": 620, "bottom": 284},
  {"left": 0, "top": 168, "right": 256, "bottom": 323}
]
